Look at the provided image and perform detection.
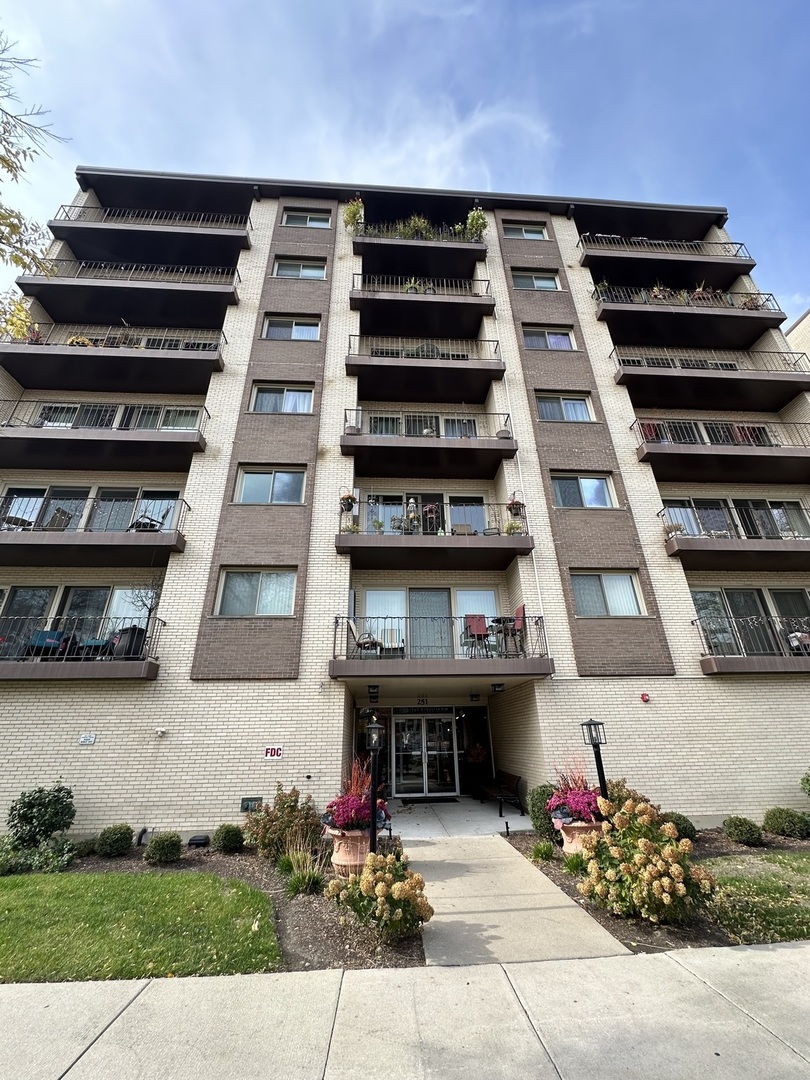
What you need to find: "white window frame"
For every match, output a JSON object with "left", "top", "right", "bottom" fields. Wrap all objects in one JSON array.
[
  {"left": 216, "top": 569, "right": 297, "bottom": 617},
  {"left": 262, "top": 315, "right": 321, "bottom": 341},
  {"left": 571, "top": 573, "right": 644, "bottom": 617},
  {"left": 551, "top": 474, "right": 615, "bottom": 509},
  {"left": 503, "top": 222, "right": 547, "bottom": 240},
  {"left": 249, "top": 384, "right": 314, "bottom": 414},
  {"left": 273, "top": 258, "right": 327, "bottom": 280},
  {"left": 282, "top": 209, "right": 331, "bottom": 229},
  {"left": 236, "top": 468, "right": 306, "bottom": 505},
  {"left": 536, "top": 394, "right": 593, "bottom": 422},
  {"left": 523, "top": 326, "right": 575, "bottom": 350},
  {"left": 512, "top": 270, "right": 560, "bottom": 291}
]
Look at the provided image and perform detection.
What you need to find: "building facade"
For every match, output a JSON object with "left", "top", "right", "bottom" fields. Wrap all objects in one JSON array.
[{"left": 1, "top": 168, "right": 808, "bottom": 833}]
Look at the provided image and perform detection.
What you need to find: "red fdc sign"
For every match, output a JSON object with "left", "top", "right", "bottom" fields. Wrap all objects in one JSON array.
[{"left": 263, "top": 745, "right": 283, "bottom": 760}]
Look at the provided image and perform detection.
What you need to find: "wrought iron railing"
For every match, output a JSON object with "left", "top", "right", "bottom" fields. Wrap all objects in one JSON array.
[
  {"left": 332, "top": 613, "right": 548, "bottom": 661},
  {"left": 0, "top": 614, "right": 165, "bottom": 663},
  {"left": 0, "top": 399, "right": 209, "bottom": 436},
  {"left": 0, "top": 495, "right": 190, "bottom": 535},
  {"left": 632, "top": 418, "right": 810, "bottom": 450},
  {"left": 54, "top": 204, "right": 251, "bottom": 230},
  {"left": 353, "top": 221, "right": 485, "bottom": 245},
  {"left": 348, "top": 335, "right": 501, "bottom": 362},
  {"left": 594, "top": 285, "right": 781, "bottom": 311},
  {"left": 579, "top": 233, "right": 751, "bottom": 259},
  {"left": 693, "top": 614, "right": 810, "bottom": 659},
  {"left": 343, "top": 410, "right": 512, "bottom": 440},
  {"left": 613, "top": 346, "right": 809, "bottom": 374},
  {"left": 0, "top": 323, "right": 225, "bottom": 351},
  {"left": 340, "top": 500, "right": 528, "bottom": 537},
  {"left": 659, "top": 501, "right": 810, "bottom": 541},
  {"left": 26, "top": 259, "right": 240, "bottom": 286},
  {"left": 352, "top": 274, "right": 492, "bottom": 297}
]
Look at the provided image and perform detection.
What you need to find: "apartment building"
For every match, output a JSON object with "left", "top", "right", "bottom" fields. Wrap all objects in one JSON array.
[{"left": 1, "top": 167, "right": 808, "bottom": 833}]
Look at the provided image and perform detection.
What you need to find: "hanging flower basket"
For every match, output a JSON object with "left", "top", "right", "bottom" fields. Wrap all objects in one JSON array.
[
  {"left": 340, "top": 495, "right": 356, "bottom": 513},
  {"left": 507, "top": 499, "right": 524, "bottom": 517}
]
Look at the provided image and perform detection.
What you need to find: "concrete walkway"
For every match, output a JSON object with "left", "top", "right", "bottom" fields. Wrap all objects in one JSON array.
[
  {"left": 2, "top": 945, "right": 809, "bottom": 1079},
  {"left": 408, "top": 834, "right": 628, "bottom": 965},
  {"left": 389, "top": 795, "right": 534, "bottom": 840}
]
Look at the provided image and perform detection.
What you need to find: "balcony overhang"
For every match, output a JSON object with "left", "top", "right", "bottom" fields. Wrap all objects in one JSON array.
[
  {"left": 638, "top": 442, "right": 810, "bottom": 484},
  {"left": 597, "top": 301, "right": 785, "bottom": 349},
  {"left": 0, "top": 529, "right": 185, "bottom": 568},
  {"left": 48, "top": 218, "right": 249, "bottom": 264},
  {"left": 0, "top": 659, "right": 159, "bottom": 680},
  {"left": 667, "top": 534, "right": 810, "bottom": 571},
  {"left": 350, "top": 289, "right": 494, "bottom": 338},
  {"left": 700, "top": 655, "right": 810, "bottom": 675},
  {"left": 341, "top": 434, "right": 517, "bottom": 479},
  {"left": 352, "top": 235, "right": 487, "bottom": 278},
  {"left": 580, "top": 248, "right": 755, "bottom": 290},
  {"left": 17, "top": 276, "right": 237, "bottom": 329},
  {"left": 615, "top": 365, "right": 810, "bottom": 411},
  {"left": 329, "top": 656, "right": 555, "bottom": 696},
  {"left": 0, "top": 342, "right": 223, "bottom": 395},
  {"left": 0, "top": 428, "right": 206, "bottom": 472},
  {"left": 345, "top": 353, "right": 504, "bottom": 404},
  {"left": 334, "top": 532, "right": 533, "bottom": 570}
]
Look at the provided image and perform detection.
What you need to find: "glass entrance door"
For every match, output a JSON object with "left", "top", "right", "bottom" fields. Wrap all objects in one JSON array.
[{"left": 393, "top": 715, "right": 458, "bottom": 796}]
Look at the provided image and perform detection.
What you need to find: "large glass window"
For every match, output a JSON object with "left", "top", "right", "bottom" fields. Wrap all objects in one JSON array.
[
  {"left": 217, "top": 570, "right": 296, "bottom": 616},
  {"left": 251, "top": 384, "right": 313, "bottom": 414},
  {"left": 262, "top": 316, "right": 320, "bottom": 341},
  {"left": 273, "top": 259, "right": 326, "bottom": 279},
  {"left": 536, "top": 395, "right": 592, "bottom": 422},
  {"left": 552, "top": 475, "right": 613, "bottom": 508},
  {"left": 572, "top": 573, "right": 641, "bottom": 616},
  {"left": 237, "top": 469, "right": 305, "bottom": 504},
  {"left": 523, "top": 327, "right": 573, "bottom": 350}
]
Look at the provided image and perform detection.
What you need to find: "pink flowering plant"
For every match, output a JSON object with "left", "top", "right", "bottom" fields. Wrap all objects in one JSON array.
[
  {"left": 545, "top": 759, "right": 601, "bottom": 827},
  {"left": 321, "top": 758, "right": 390, "bottom": 832}
]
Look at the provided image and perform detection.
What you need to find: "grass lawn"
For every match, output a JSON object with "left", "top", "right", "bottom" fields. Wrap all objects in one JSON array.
[
  {"left": 705, "top": 851, "right": 810, "bottom": 945},
  {"left": 0, "top": 872, "right": 280, "bottom": 983}
]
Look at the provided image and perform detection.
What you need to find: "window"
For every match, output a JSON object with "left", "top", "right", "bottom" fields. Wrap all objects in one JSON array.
[
  {"left": 282, "top": 210, "right": 331, "bottom": 229},
  {"left": 552, "top": 475, "right": 613, "bottom": 508},
  {"left": 251, "top": 384, "right": 313, "bottom": 414},
  {"left": 536, "top": 395, "right": 592, "bottom": 422},
  {"left": 523, "top": 326, "right": 573, "bottom": 350},
  {"left": 503, "top": 222, "right": 547, "bottom": 240},
  {"left": 262, "top": 316, "right": 320, "bottom": 341},
  {"left": 512, "top": 271, "right": 559, "bottom": 290},
  {"left": 572, "top": 573, "right": 642, "bottom": 616},
  {"left": 217, "top": 570, "right": 296, "bottom": 616},
  {"left": 237, "top": 468, "right": 305, "bottom": 504},
  {"left": 273, "top": 259, "right": 326, "bottom": 280}
]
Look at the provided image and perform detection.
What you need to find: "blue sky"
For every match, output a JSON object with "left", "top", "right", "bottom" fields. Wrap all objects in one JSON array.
[{"left": 3, "top": 0, "right": 810, "bottom": 322}]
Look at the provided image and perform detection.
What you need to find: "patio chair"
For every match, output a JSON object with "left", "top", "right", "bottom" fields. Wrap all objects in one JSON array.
[
  {"left": 463, "top": 614, "right": 491, "bottom": 658},
  {"left": 347, "top": 619, "right": 381, "bottom": 658}
]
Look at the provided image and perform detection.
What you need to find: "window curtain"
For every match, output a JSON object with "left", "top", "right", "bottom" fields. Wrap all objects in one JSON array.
[
  {"left": 579, "top": 478, "right": 610, "bottom": 507},
  {"left": 563, "top": 399, "right": 590, "bottom": 421},
  {"left": 456, "top": 590, "right": 497, "bottom": 620},
  {"left": 283, "top": 390, "right": 312, "bottom": 413},
  {"left": 537, "top": 398, "right": 564, "bottom": 420},
  {"left": 257, "top": 572, "right": 295, "bottom": 615},
  {"left": 572, "top": 575, "right": 607, "bottom": 616},
  {"left": 364, "top": 589, "right": 406, "bottom": 645},
  {"left": 602, "top": 574, "right": 640, "bottom": 615}
]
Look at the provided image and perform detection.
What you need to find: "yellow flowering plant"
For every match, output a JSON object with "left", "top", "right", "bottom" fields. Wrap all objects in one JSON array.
[
  {"left": 576, "top": 797, "right": 715, "bottom": 924},
  {"left": 325, "top": 851, "right": 434, "bottom": 941}
]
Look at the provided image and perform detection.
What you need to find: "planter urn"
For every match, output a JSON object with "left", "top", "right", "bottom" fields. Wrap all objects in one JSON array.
[
  {"left": 329, "top": 829, "right": 369, "bottom": 877},
  {"left": 559, "top": 821, "right": 599, "bottom": 854}
]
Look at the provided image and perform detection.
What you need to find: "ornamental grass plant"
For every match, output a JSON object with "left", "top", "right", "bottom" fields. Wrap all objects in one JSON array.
[{"left": 325, "top": 851, "right": 433, "bottom": 941}]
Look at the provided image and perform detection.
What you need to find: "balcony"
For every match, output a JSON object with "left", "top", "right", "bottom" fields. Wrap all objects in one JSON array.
[
  {"left": 49, "top": 204, "right": 251, "bottom": 264},
  {"left": 352, "top": 222, "right": 487, "bottom": 279},
  {"left": 17, "top": 259, "right": 240, "bottom": 327},
  {"left": 579, "top": 233, "right": 755, "bottom": 290},
  {"left": 594, "top": 285, "right": 785, "bottom": 349},
  {"left": 341, "top": 410, "right": 516, "bottom": 479},
  {"left": 335, "top": 501, "right": 533, "bottom": 570},
  {"left": 346, "top": 335, "right": 504, "bottom": 403},
  {"left": 659, "top": 502, "right": 810, "bottom": 571},
  {"left": 0, "top": 324, "right": 224, "bottom": 394},
  {"left": 613, "top": 346, "right": 810, "bottom": 411},
  {"left": 0, "top": 399, "right": 208, "bottom": 471},
  {"left": 633, "top": 418, "right": 810, "bottom": 483},
  {"left": 329, "top": 613, "right": 554, "bottom": 690},
  {"left": 0, "top": 494, "right": 189, "bottom": 567},
  {"left": 350, "top": 275, "right": 494, "bottom": 337},
  {"left": 0, "top": 614, "right": 163, "bottom": 680},
  {"left": 693, "top": 614, "right": 810, "bottom": 675}
]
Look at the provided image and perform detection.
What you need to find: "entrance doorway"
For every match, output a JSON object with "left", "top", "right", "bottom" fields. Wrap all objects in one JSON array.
[{"left": 393, "top": 714, "right": 458, "bottom": 797}]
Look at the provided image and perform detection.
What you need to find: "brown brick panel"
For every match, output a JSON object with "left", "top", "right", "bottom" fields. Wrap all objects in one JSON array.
[
  {"left": 568, "top": 617, "right": 675, "bottom": 677},
  {"left": 191, "top": 615, "right": 302, "bottom": 680}
]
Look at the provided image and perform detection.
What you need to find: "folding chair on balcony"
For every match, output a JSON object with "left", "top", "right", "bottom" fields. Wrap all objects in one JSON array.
[
  {"left": 347, "top": 619, "right": 381, "bottom": 659},
  {"left": 463, "top": 614, "right": 491, "bottom": 658}
]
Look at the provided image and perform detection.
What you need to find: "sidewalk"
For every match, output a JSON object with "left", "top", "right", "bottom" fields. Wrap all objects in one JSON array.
[{"left": 2, "top": 945, "right": 809, "bottom": 1078}]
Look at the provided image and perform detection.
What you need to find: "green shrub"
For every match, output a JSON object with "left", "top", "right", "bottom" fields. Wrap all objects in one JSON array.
[
  {"left": 527, "top": 783, "right": 557, "bottom": 840},
  {"left": 577, "top": 796, "right": 715, "bottom": 924},
  {"left": 660, "top": 812, "right": 697, "bottom": 842},
  {"left": 212, "top": 823, "right": 245, "bottom": 854},
  {"left": 606, "top": 777, "right": 660, "bottom": 814},
  {"left": 762, "top": 807, "right": 810, "bottom": 839},
  {"left": 325, "top": 851, "right": 433, "bottom": 941},
  {"left": 96, "top": 824, "right": 134, "bottom": 858},
  {"left": 143, "top": 831, "right": 182, "bottom": 865},
  {"left": 243, "top": 784, "right": 322, "bottom": 861},
  {"left": 801, "top": 771, "right": 810, "bottom": 799},
  {"left": 562, "top": 852, "right": 589, "bottom": 875},
  {"left": 7, "top": 780, "right": 75, "bottom": 849},
  {"left": 72, "top": 838, "right": 98, "bottom": 858},
  {"left": 0, "top": 835, "right": 74, "bottom": 875},
  {"left": 276, "top": 853, "right": 294, "bottom": 876},
  {"left": 531, "top": 840, "right": 555, "bottom": 862},
  {"left": 723, "top": 816, "right": 764, "bottom": 846}
]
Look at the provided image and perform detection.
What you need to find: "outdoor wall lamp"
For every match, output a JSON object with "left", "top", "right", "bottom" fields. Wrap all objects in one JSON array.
[
  {"left": 491, "top": 683, "right": 504, "bottom": 693},
  {"left": 366, "top": 716, "right": 384, "bottom": 854},
  {"left": 581, "top": 719, "right": 608, "bottom": 798}
]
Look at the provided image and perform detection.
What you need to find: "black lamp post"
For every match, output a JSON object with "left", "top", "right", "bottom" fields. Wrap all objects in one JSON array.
[
  {"left": 366, "top": 716, "right": 384, "bottom": 854},
  {"left": 581, "top": 719, "right": 608, "bottom": 799}
]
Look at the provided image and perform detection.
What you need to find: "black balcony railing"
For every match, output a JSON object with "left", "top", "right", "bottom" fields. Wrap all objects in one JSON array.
[
  {"left": 632, "top": 418, "right": 810, "bottom": 450},
  {"left": 341, "top": 500, "right": 527, "bottom": 537},
  {"left": 332, "top": 613, "right": 548, "bottom": 661},
  {"left": 0, "top": 495, "right": 190, "bottom": 535},
  {"left": 0, "top": 399, "right": 209, "bottom": 436},
  {"left": 693, "top": 614, "right": 810, "bottom": 659},
  {"left": 352, "top": 274, "right": 491, "bottom": 297},
  {"left": 659, "top": 502, "right": 810, "bottom": 541},
  {"left": 353, "top": 221, "right": 484, "bottom": 245},
  {"left": 27, "top": 259, "right": 240, "bottom": 286},
  {"left": 594, "top": 285, "right": 780, "bottom": 311},
  {"left": 0, "top": 323, "right": 225, "bottom": 351},
  {"left": 613, "top": 346, "right": 810, "bottom": 374},
  {"left": 0, "top": 614, "right": 164, "bottom": 663},
  {"left": 579, "top": 233, "right": 751, "bottom": 259},
  {"left": 348, "top": 335, "right": 500, "bottom": 362},
  {"left": 343, "top": 410, "right": 511, "bottom": 439},
  {"left": 54, "top": 204, "right": 252, "bottom": 230}
]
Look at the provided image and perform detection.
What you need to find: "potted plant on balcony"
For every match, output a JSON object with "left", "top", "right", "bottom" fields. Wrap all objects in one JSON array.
[
  {"left": 504, "top": 518, "right": 524, "bottom": 535},
  {"left": 403, "top": 277, "right": 422, "bottom": 294},
  {"left": 66, "top": 335, "right": 94, "bottom": 347},
  {"left": 339, "top": 490, "right": 356, "bottom": 513},
  {"left": 343, "top": 198, "right": 364, "bottom": 235},
  {"left": 506, "top": 493, "right": 524, "bottom": 516},
  {"left": 371, "top": 518, "right": 384, "bottom": 533},
  {"left": 739, "top": 293, "right": 765, "bottom": 310},
  {"left": 464, "top": 207, "right": 488, "bottom": 243},
  {"left": 648, "top": 282, "right": 674, "bottom": 302}
]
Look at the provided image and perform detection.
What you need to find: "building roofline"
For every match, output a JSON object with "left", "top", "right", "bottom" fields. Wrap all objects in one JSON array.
[{"left": 785, "top": 307, "right": 810, "bottom": 337}]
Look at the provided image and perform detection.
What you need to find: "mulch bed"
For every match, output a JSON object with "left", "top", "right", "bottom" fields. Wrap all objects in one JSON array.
[
  {"left": 68, "top": 845, "right": 425, "bottom": 972},
  {"left": 506, "top": 828, "right": 810, "bottom": 954}
]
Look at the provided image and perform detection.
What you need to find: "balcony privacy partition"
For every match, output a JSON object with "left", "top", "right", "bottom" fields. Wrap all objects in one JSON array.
[{"left": 346, "top": 335, "right": 504, "bottom": 403}]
